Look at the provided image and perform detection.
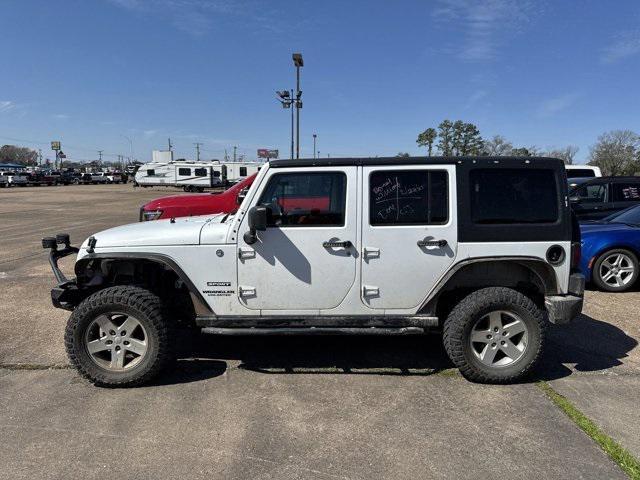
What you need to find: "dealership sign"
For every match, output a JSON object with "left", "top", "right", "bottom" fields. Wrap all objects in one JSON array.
[{"left": 257, "top": 149, "right": 279, "bottom": 159}]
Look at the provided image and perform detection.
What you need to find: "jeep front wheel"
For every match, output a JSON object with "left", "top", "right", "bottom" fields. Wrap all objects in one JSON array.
[
  {"left": 65, "top": 286, "right": 174, "bottom": 387},
  {"left": 443, "top": 287, "right": 545, "bottom": 384}
]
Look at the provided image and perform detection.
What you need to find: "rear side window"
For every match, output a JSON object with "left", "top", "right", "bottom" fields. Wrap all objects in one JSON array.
[
  {"left": 612, "top": 183, "right": 640, "bottom": 202},
  {"left": 470, "top": 169, "right": 558, "bottom": 224},
  {"left": 178, "top": 168, "right": 191, "bottom": 176},
  {"left": 147, "top": 169, "right": 155, "bottom": 176},
  {"left": 575, "top": 183, "right": 607, "bottom": 203},
  {"left": 258, "top": 172, "right": 346, "bottom": 227},
  {"left": 567, "top": 169, "right": 595, "bottom": 178},
  {"left": 194, "top": 168, "right": 207, "bottom": 177},
  {"left": 369, "top": 170, "right": 448, "bottom": 225}
]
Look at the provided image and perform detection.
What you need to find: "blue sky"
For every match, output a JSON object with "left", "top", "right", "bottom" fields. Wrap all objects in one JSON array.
[{"left": 1, "top": 0, "right": 639, "bottom": 164}]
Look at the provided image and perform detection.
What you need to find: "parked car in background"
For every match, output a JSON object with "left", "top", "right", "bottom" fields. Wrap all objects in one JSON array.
[
  {"left": 565, "top": 165, "right": 602, "bottom": 178},
  {"left": 59, "top": 171, "right": 80, "bottom": 185},
  {"left": 0, "top": 172, "right": 8, "bottom": 187},
  {"left": 4, "top": 171, "right": 29, "bottom": 186},
  {"left": 26, "top": 172, "right": 58, "bottom": 186},
  {"left": 139, "top": 173, "right": 257, "bottom": 221},
  {"left": 569, "top": 176, "right": 640, "bottom": 220},
  {"left": 105, "top": 172, "right": 123, "bottom": 184},
  {"left": 580, "top": 204, "right": 640, "bottom": 292}
]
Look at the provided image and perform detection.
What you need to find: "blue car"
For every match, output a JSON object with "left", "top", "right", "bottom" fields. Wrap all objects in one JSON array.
[{"left": 580, "top": 204, "right": 640, "bottom": 292}]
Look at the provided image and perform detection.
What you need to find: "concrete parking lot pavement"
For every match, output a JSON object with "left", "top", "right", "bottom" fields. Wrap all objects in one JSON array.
[{"left": 0, "top": 184, "right": 639, "bottom": 478}]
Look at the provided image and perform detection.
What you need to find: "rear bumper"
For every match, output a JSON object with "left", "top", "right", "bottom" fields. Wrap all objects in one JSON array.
[{"left": 545, "top": 273, "right": 585, "bottom": 324}]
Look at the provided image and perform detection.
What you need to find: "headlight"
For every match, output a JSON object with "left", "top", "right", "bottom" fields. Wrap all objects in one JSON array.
[{"left": 140, "top": 209, "right": 163, "bottom": 221}]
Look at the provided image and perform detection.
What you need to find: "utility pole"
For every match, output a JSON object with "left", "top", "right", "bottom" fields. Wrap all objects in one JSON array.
[
  {"left": 38, "top": 149, "right": 43, "bottom": 166},
  {"left": 292, "top": 53, "right": 304, "bottom": 159},
  {"left": 98, "top": 150, "right": 103, "bottom": 164},
  {"left": 168, "top": 138, "right": 173, "bottom": 151},
  {"left": 194, "top": 142, "right": 202, "bottom": 161},
  {"left": 224, "top": 149, "right": 229, "bottom": 161},
  {"left": 233, "top": 146, "right": 237, "bottom": 162},
  {"left": 313, "top": 134, "right": 317, "bottom": 159}
]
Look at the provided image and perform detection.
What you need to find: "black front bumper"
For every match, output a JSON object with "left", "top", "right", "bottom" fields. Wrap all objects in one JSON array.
[
  {"left": 545, "top": 273, "right": 585, "bottom": 324},
  {"left": 43, "top": 234, "right": 80, "bottom": 311}
]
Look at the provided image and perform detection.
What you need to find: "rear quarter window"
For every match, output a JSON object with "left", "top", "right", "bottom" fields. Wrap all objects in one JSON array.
[{"left": 470, "top": 169, "right": 559, "bottom": 224}]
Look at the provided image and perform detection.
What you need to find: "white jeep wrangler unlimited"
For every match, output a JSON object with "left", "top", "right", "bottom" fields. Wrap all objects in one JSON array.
[{"left": 44, "top": 157, "right": 584, "bottom": 386}]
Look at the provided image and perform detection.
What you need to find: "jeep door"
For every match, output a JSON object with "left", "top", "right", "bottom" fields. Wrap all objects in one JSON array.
[
  {"left": 236, "top": 167, "right": 357, "bottom": 311},
  {"left": 361, "top": 165, "right": 457, "bottom": 310}
]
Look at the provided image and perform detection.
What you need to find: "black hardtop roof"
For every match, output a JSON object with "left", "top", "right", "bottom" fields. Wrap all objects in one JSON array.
[{"left": 269, "top": 156, "right": 565, "bottom": 168}]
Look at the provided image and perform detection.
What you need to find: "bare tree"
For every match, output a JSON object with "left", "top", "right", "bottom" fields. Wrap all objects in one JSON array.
[
  {"left": 588, "top": 130, "right": 640, "bottom": 176},
  {"left": 0, "top": 145, "right": 38, "bottom": 165},
  {"left": 546, "top": 145, "right": 579, "bottom": 164},
  {"left": 483, "top": 135, "right": 513, "bottom": 156}
]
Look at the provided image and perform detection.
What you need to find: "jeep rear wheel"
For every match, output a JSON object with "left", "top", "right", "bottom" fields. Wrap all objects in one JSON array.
[
  {"left": 65, "top": 286, "right": 174, "bottom": 387},
  {"left": 443, "top": 287, "right": 545, "bottom": 384}
]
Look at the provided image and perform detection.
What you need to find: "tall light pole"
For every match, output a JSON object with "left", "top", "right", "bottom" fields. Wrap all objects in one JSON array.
[
  {"left": 313, "top": 134, "right": 317, "bottom": 159},
  {"left": 292, "top": 53, "right": 303, "bottom": 159},
  {"left": 121, "top": 135, "right": 133, "bottom": 165},
  {"left": 194, "top": 142, "right": 202, "bottom": 161},
  {"left": 276, "top": 90, "right": 294, "bottom": 159}
]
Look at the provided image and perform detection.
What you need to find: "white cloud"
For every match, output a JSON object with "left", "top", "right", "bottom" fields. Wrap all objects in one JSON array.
[
  {"left": 432, "top": 0, "right": 536, "bottom": 62},
  {"left": 0, "top": 101, "right": 16, "bottom": 112},
  {"left": 107, "top": 0, "right": 274, "bottom": 36},
  {"left": 601, "top": 30, "right": 640, "bottom": 64},
  {"left": 143, "top": 129, "right": 158, "bottom": 137},
  {"left": 465, "top": 89, "right": 488, "bottom": 109},
  {"left": 537, "top": 92, "right": 581, "bottom": 117},
  {"left": 53, "top": 113, "right": 69, "bottom": 120}
]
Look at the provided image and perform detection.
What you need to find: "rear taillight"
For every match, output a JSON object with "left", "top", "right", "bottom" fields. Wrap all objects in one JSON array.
[{"left": 571, "top": 241, "right": 581, "bottom": 270}]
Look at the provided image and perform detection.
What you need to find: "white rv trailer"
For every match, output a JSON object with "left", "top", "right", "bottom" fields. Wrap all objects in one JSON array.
[
  {"left": 215, "top": 161, "right": 264, "bottom": 185},
  {"left": 134, "top": 159, "right": 264, "bottom": 191},
  {"left": 134, "top": 160, "right": 225, "bottom": 192}
]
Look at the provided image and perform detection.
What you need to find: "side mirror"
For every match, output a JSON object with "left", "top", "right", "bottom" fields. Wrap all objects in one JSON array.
[{"left": 243, "top": 206, "right": 267, "bottom": 244}]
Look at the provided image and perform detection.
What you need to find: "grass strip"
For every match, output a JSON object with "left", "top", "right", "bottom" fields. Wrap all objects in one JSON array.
[{"left": 538, "top": 381, "right": 640, "bottom": 479}]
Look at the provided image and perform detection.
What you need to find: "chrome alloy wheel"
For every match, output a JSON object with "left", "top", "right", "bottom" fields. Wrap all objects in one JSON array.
[
  {"left": 469, "top": 310, "right": 528, "bottom": 367},
  {"left": 599, "top": 252, "right": 635, "bottom": 288},
  {"left": 84, "top": 313, "right": 148, "bottom": 371}
]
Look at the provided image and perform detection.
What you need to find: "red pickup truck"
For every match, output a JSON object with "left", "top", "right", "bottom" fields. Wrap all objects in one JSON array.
[{"left": 139, "top": 174, "right": 256, "bottom": 221}]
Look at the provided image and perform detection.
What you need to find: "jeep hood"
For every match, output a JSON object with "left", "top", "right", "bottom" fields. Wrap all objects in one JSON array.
[{"left": 82, "top": 214, "right": 227, "bottom": 249}]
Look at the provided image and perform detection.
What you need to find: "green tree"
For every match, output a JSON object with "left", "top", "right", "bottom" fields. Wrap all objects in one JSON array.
[
  {"left": 461, "top": 122, "right": 484, "bottom": 155},
  {"left": 437, "top": 120, "right": 454, "bottom": 156},
  {"left": 451, "top": 120, "right": 465, "bottom": 156},
  {"left": 416, "top": 128, "right": 437, "bottom": 156},
  {"left": 396, "top": 152, "right": 410, "bottom": 158},
  {"left": 511, "top": 147, "right": 532, "bottom": 157}
]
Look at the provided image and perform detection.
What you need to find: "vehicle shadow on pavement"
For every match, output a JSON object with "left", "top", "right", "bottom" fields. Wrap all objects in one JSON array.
[
  {"left": 157, "top": 313, "right": 637, "bottom": 385},
  {"left": 535, "top": 313, "right": 638, "bottom": 381}
]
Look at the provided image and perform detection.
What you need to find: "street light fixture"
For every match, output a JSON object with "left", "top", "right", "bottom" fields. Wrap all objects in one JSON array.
[
  {"left": 313, "top": 134, "right": 317, "bottom": 159},
  {"left": 292, "top": 53, "right": 303, "bottom": 159},
  {"left": 276, "top": 89, "right": 295, "bottom": 159},
  {"left": 275, "top": 53, "right": 304, "bottom": 159}
]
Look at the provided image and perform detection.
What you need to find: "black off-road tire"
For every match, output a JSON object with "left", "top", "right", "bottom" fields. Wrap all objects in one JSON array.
[
  {"left": 65, "top": 286, "right": 174, "bottom": 387},
  {"left": 443, "top": 287, "right": 546, "bottom": 384}
]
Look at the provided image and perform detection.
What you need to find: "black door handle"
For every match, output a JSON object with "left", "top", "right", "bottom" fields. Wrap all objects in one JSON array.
[
  {"left": 323, "top": 240, "right": 352, "bottom": 248},
  {"left": 417, "top": 239, "right": 447, "bottom": 248}
]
